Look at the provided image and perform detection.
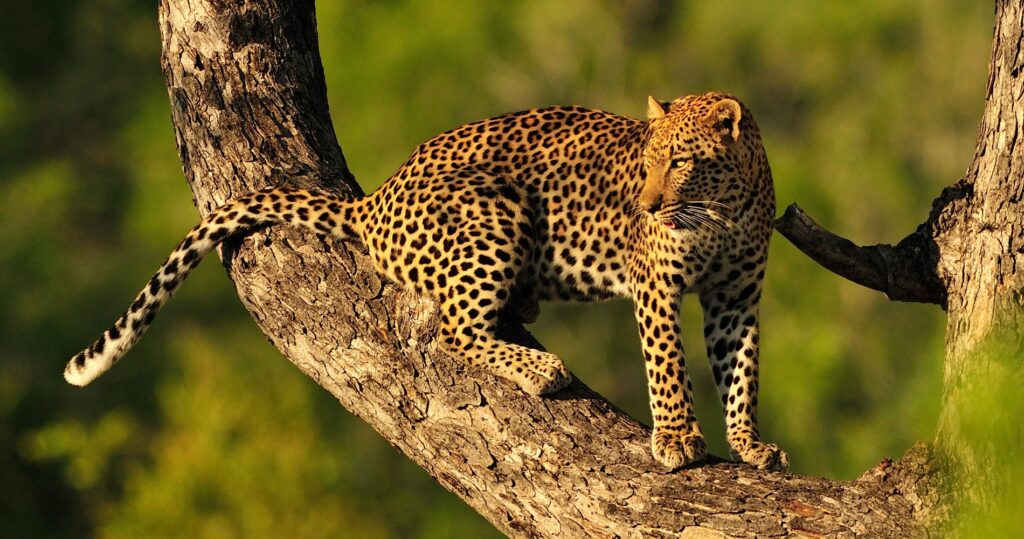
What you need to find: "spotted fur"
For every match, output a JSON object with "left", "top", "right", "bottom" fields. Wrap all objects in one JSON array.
[{"left": 65, "top": 92, "right": 787, "bottom": 471}]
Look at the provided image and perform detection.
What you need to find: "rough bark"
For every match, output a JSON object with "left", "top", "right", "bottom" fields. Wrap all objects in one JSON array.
[
  {"left": 928, "top": 0, "right": 1024, "bottom": 511},
  {"left": 153, "top": 0, "right": 1024, "bottom": 536}
]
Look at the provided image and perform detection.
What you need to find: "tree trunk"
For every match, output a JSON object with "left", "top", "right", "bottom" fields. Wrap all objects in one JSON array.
[
  {"left": 930, "top": 0, "right": 1024, "bottom": 512},
  {"left": 157, "top": 0, "right": 1018, "bottom": 536}
]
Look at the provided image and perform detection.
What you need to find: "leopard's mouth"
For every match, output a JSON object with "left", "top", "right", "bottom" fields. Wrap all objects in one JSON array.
[
  {"left": 652, "top": 201, "right": 733, "bottom": 233},
  {"left": 652, "top": 212, "right": 699, "bottom": 232},
  {"left": 654, "top": 215, "right": 693, "bottom": 231}
]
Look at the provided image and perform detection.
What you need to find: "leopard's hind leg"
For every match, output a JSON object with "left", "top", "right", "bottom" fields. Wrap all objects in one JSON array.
[
  {"left": 440, "top": 318, "right": 570, "bottom": 395},
  {"left": 369, "top": 172, "right": 570, "bottom": 395}
]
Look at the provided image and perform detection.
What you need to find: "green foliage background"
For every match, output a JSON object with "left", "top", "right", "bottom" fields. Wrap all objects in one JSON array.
[{"left": 0, "top": 1, "right": 993, "bottom": 536}]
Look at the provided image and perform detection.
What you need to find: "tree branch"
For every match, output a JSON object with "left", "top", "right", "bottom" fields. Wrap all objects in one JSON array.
[
  {"left": 775, "top": 204, "right": 947, "bottom": 306},
  {"left": 157, "top": 0, "right": 931, "bottom": 535}
]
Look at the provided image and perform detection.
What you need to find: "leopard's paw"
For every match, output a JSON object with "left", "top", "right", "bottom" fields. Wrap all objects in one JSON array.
[
  {"left": 732, "top": 441, "right": 789, "bottom": 472},
  {"left": 517, "top": 352, "right": 571, "bottom": 395},
  {"left": 652, "top": 429, "right": 707, "bottom": 470}
]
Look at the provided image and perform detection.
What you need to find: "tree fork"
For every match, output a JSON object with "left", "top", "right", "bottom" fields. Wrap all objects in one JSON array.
[{"left": 151, "top": 0, "right": 1010, "bottom": 536}]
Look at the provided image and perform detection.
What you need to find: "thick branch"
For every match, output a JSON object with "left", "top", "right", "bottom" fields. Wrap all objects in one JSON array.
[
  {"left": 775, "top": 204, "right": 946, "bottom": 306},
  {"left": 158, "top": 0, "right": 930, "bottom": 536}
]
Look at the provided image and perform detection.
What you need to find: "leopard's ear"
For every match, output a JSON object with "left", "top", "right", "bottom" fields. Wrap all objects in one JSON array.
[
  {"left": 647, "top": 95, "right": 667, "bottom": 120},
  {"left": 704, "top": 98, "right": 743, "bottom": 142}
]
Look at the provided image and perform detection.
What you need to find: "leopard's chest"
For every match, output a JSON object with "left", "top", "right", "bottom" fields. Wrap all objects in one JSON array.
[{"left": 624, "top": 216, "right": 771, "bottom": 296}]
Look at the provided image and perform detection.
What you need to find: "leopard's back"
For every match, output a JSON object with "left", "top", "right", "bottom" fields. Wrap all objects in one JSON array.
[{"left": 377, "top": 106, "right": 650, "bottom": 302}]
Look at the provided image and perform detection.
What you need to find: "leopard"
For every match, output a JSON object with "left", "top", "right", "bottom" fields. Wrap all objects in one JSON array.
[{"left": 64, "top": 92, "right": 788, "bottom": 472}]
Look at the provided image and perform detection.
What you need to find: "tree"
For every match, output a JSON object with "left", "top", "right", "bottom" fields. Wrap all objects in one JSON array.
[{"left": 156, "top": 0, "right": 1020, "bottom": 535}]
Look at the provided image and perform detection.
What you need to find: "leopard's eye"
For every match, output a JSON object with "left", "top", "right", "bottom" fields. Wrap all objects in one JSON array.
[{"left": 670, "top": 155, "right": 692, "bottom": 169}]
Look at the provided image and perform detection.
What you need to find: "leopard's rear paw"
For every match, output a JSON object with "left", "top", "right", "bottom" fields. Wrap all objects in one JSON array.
[
  {"left": 652, "top": 429, "right": 706, "bottom": 470},
  {"left": 516, "top": 352, "right": 571, "bottom": 395},
  {"left": 733, "top": 441, "right": 789, "bottom": 472}
]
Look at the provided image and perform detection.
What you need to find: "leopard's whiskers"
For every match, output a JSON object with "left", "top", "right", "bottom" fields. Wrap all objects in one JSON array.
[
  {"left": 685, "top": 200, "right": 736, "bottom": 232},
  {"left": 685, "top": 211, "right": 723, "bottom": 232}
]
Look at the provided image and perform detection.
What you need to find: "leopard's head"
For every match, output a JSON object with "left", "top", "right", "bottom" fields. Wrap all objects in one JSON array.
[{"left": 637, "top": 92, "right": 764, "bottom": 232}]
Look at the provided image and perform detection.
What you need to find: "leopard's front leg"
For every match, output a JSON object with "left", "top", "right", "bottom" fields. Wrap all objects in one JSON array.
[
  {"left": 633, "top": 279, "right": 706, "bottom": 470},
  {"left": 701, "top": 283, "right": 789, "bottom": 472}
]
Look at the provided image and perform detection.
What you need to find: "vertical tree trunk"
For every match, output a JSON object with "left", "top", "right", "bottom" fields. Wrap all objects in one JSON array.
[{"left": 931, "top": 0, "right": 1024, "bottom": 508}]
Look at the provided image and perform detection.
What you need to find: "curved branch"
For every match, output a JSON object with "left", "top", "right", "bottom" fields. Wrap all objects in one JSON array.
[
  {"left": 775, "top": 204, "right": 946, "bottom": 306},
  {"left": 157, "top": 0, "right": 930, "bottom": 536}
]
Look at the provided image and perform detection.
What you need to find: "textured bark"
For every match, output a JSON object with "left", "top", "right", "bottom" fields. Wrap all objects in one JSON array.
[
  {"left": 928, "top": 0, "right": 1024, "bottom": 511},
  {"left": 152, "top": 0, "right": 1024, "bottom": 536}
]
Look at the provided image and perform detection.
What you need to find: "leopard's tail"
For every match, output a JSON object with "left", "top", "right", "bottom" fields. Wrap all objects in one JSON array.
[{"left": 64, "top": 187, "right": 367, "bottom": 387}]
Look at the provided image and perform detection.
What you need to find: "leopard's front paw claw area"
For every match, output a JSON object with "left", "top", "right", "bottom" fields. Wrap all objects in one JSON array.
[
  {"left": 519, "top": 354, "right": 572, "bottom": 395},
  {"left": 734, "top": 442, "right": 789, "bottom": 472},
  {"left": 651, "top": 430, "right": 707, "bottom": 470}
]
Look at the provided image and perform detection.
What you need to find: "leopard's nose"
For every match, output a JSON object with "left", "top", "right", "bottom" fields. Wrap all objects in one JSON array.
[{"left": 639, "top": 195, "right": 662, "bottom": 214}]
